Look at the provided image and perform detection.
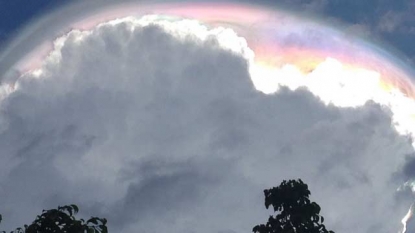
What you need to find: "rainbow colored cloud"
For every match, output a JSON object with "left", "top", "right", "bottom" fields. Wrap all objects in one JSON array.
[{"left": 10, "top": 2, "right": 415, "bottom": 143}]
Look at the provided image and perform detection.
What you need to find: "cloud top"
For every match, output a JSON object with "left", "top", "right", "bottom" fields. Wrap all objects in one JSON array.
[{"left": 0, "top": 16, "right": 413, "bottom": 233}]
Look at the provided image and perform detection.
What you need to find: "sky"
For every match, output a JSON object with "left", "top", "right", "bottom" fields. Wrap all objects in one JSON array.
[{"left": 0, "top": 1, "right": 415, "bottom": 233}]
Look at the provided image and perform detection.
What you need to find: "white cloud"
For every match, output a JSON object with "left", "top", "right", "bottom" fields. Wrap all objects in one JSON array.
[{"left": 0, "top": 16, "right": 414, "bottom": 233}]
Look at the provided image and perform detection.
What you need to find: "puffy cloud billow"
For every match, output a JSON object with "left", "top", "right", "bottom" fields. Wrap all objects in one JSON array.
[{"left": 0, "top": 16, "right": 414, "bottom": 233}]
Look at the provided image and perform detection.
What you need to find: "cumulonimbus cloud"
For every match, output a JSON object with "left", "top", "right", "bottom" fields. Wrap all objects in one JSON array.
[{"left": 0, "top": 16, "right": 414, "bottom": 233}]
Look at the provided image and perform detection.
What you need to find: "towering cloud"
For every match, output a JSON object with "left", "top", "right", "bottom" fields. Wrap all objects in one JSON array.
[{"left": 0, "top": 16, "right": 414, "bottom": 233}]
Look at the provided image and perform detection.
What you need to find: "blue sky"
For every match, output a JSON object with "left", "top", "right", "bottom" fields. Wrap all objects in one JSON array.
[
  {"left": 0, "top": 0, "right": 70, "bottom": 44},
  {"left": 1, "top": 0, "right": 414, "bottom": 63}
]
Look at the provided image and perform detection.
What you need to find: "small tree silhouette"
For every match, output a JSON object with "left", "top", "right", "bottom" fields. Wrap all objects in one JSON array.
[
  {"left": 1, "top": 204, "right": 107, "bottom": 233},
  {"left": 253, "top": 179, "right": 334, "bottom": 233}
]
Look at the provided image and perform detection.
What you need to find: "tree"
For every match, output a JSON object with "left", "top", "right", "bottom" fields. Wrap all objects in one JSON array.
[
  {"left": 253, "top": 179, "right": 334, "bottom": 233},
  {"left": 1, "top": 204, "right": 107, "bottom": 233}
]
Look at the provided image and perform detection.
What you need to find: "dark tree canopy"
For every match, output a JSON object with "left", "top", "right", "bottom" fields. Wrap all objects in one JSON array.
[
  {"left": 253, "top": 179, "right": 334, "bottom": 233},
  {"left": 1, "top": 180, "right": 333, "bottom": 233},
  {"left": 0, "top": 205, "right": 107, "bottom": 233}
]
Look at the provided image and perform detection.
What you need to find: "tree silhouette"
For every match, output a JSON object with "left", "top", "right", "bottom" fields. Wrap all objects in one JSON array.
[
  {"left": 253, "top": 179, "right": 334, "bottom": 233},
  {"left": 0, "top": 204, "right": 107, "bottom": 233}
]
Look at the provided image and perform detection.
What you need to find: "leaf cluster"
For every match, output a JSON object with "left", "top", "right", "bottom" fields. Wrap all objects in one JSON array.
[
  {"left": 1, "top": 205, "right": 107, "bottom": 233},
  {"left": 253, "top": 179, "right": 334, "bottom": 233}
]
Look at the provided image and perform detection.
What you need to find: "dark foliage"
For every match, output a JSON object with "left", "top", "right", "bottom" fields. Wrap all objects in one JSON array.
[
  {"left": 0, "top": 204, "right": 107, "bottom": 233},
  {"left": 253, "top": 179, "right": 334, "bottom": 233}
]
